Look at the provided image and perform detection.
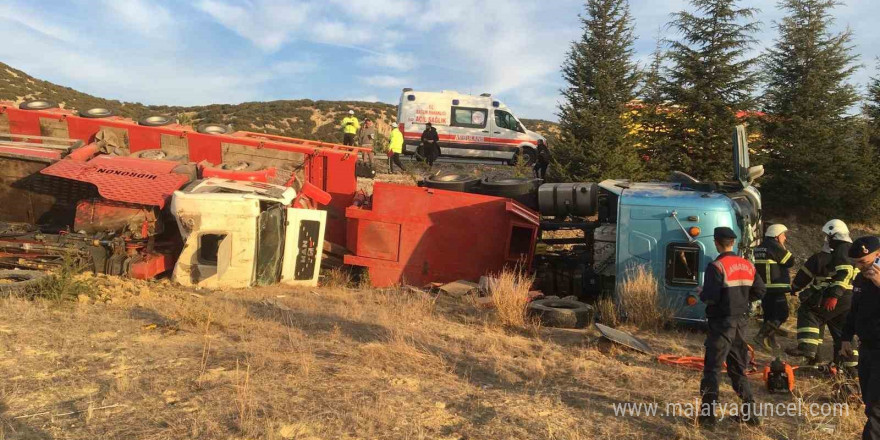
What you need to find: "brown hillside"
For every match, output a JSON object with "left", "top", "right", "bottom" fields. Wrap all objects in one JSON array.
[{"left": 0, "top": 62, "right": 559, "bottom": 145}]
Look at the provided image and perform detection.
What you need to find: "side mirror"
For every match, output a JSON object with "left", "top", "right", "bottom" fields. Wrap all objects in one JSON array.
[{"left": 747, "top": 165, "right": 764, "bottom": 184}]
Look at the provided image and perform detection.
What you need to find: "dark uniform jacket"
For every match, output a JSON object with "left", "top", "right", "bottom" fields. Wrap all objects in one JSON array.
[
  {"left": 700, "top": 252, "right": 766, "bottom": 318},
  {"left": 536, "top": 142, "right": 550, "bottom": 164},
  {"left": 825, "top": 240, "right": 856, "bottom": 300},
  {"left": 792, "top": 251, "right": 833, "bottom": 293},
  {"left": 420, "top": 127, "right": 439, "bottom": 144},
  {"left": 843, "top": 274, "right": 880, "bottom": 349},
  {"left": 753, "top": 239, "right": 794, "bottom": 294}
]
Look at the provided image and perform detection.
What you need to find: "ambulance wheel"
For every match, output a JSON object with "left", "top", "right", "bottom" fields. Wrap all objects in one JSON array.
[
  {"left": 138, "top": 115, "right": 173, "bottom": 126},
  {"left": 423, "top": 174, "right": 481, "bottom": 192},
  {"left": 0, "top": 270, "right": 48, "bottom": 296},
  {"left": 528, "top": 298, "right": 593, "bottom": 328},
  {"left": 219, "top": 161, "right": 262, "bottom": 171},
  {"left": 196, "top": 123, "right": 230, "bottom": 135},
  {"left": 79, "top": 107, "right": 114, "bottom": 118},
  {"left": 19, "top": 100, "right": 59, "bottom": 110},
  {"left": 509, "top": 147, "right": 537, "bottom": 166}
]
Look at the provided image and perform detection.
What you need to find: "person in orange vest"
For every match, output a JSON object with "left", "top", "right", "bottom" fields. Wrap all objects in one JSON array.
[{"left": 697, "top": 227, "right": 766, "bottom": 429}]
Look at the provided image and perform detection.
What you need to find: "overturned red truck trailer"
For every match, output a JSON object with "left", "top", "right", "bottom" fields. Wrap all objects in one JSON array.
[{"left": 0, "top": 101, "right": 538, "bottom": 287}]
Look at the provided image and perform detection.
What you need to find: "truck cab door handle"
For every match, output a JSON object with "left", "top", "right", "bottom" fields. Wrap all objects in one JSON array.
[
  {"left": 494, "top": 131, "right": 501, "bottom": 134},
  {"left": 481, "top": 130, "right": 490, "bottom": 133}
]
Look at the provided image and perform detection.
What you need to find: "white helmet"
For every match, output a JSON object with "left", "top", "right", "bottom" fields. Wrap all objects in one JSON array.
[
  {"left": 348, "top": 110, "right": 354, "bottom": 115},
  {"left": 822, "top": 219, "right": 851, "bottom": 243},
  {"left": 765, "top": 224, "right": 788, "bottom": 238}
]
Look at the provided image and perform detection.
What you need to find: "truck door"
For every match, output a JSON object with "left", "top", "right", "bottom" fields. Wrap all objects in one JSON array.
[{"left": 733, "top": 124, "right": 750, "bottom": 187}]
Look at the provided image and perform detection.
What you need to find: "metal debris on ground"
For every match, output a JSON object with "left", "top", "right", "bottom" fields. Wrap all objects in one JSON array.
[
  {"left": 594, "top": 323, "right": 653, "bottom": 354},
  {"left": 438, "top": 280, "right": 481, "bottom": 297}
]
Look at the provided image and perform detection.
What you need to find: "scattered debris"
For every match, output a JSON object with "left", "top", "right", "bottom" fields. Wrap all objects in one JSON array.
[
  {"left": 438, "top": 280, "right": 480, "bottom": 297},
  {"left": 528, "top": 298, "right": 593, "bottom": 328},
  {"left": 594, "top": 323, "right": 653, "bottom": 354},
  {"left": 13, "top": 403, "right": 126, "bottom": 419}
]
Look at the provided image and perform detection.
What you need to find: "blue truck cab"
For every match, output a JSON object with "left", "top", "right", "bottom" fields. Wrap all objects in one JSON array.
[{"left": 601, "top": 126, "right": 763, "bottom": 322}]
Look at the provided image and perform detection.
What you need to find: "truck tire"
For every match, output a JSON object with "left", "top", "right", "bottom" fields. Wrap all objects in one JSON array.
[
  {"left": 423, "top": 174, "right": 481, "bottom": 192},
  {"left": 528, "top": 298, "right": 594, "bottom": 328},
  {"left": 196, "top": 123, "right": 230, "bottom": 135},
  {"left": 131, "top": 149, "right": 186, "bottom": 162},
  {"left": 19, "top": 100, "right": 59, "bottom": 110},
  {"left": 0, "top": 270, "right": 48, "bottom": 296},
  {"left": 219, "top": 161, "right": 262, "bottom": 171},
  {"left": 138, "top": 115, "right": 173, "bottom": 127},
  {"left": 479, "top": 176, "right": 538, "bottom": 196},
  {"left": 79, "top": 107, "right": 114, "bottom": 118}
]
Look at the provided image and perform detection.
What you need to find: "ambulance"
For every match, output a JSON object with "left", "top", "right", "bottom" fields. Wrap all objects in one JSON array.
[{"left": 397, "top": 89, "right": 545, "bottom": 165}]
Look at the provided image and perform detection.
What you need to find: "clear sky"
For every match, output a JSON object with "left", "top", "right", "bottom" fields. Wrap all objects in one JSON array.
[{"left": 1, "top": 0, "right": 878, "bottom": 121}]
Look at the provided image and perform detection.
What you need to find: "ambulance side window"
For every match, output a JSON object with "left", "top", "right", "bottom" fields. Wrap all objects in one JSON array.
[
  {"left": 494, "top": 110, "right": 524, "bottom": 133},
  {"left": 451, "top": 107, "right": 488, "bottom": 129}
]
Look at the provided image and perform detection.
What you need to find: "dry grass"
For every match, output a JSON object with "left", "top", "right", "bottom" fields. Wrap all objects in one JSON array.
[
  {"left": 618, "top": 265, "right": 673, "bottom": 330},
  {"left": 596, "top": 296, "right": 621, "bottom": 327},
  {"left": 489, "top": 270, "right": 536, "bottom": 329},
  {"left": 0, "top": 272, "right": 866, "bottom": 439}
]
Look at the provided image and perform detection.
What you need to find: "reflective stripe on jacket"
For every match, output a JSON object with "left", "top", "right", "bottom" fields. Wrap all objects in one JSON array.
[{"left": 753, "top": 239, "right": 794, "bottom": 293}]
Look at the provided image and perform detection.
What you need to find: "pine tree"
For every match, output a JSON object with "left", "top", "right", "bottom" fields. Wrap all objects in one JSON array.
[
  {"left": 663, "top": 0, "right": 760, "bottom": 181},
  {"left": 635, "top": 44, "right": 676, "bottom": 179},
  {"left": 762, "top": 0, "right": 869, "bottom": 218},
  {"left": 553, "top": 0, "right": 642, "bottom": 182},
  {"left": 866, "top": 64, "right": 880, "bottom": 152}
]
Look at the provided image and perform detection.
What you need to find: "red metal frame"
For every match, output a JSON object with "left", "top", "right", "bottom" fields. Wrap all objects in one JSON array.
[
  {"left": 0, "top": 102, "right": 359, "bottom": 245},
  {"left": 344, "top": 182, "right": 540, "bottom": 287}
]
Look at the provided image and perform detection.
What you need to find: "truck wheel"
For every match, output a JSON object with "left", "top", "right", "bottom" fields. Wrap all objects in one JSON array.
[
  {"left": 219, "top": 161, "right": 262, "bottom": 171},
  {"left": 423, "top": 174, "right": 481, "bottom": 192},
  {"left": 479, "top": 176, "right": 538, "bottom": 196},
  {"left": 79, "top": 107, "right": 114, "bottom": 118},
  {"left": 19, "top": 100, "right": 59, "bottom": 110},
  {"left": 131, "top": 149, "right": 186, "bottom": 162},
  {"left": 0, "top": 270, "right": 48, "bottom": 296},
  {"left": 528, "top": 298, "right": 594, "bottom": 328},
  {"left": 197, "top": 123, "right": 230, "bottom": 135},
  {"left": 138, "top": 115, "right": 173, "bottom": 127}
]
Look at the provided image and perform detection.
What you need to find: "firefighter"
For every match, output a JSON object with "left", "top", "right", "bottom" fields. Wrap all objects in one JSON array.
[
  {"left": 698, "top": 227, "right": 765, "bottom": 429},
  {"left": 753, "top": 224, "right": 795, "bottom": 350},
  {"left": 419, "top": 122, "right": 440, "bottom": 167},
  {"left": 788, "top": 245, "right": 834, "bottom": 357},
  {"left": 386, "top": 121, "right": 405, "bottom": 173},
  {"left": 788, "top": 220, "right": 857, "bottom": 370},
  {"left": 841, "top": 236, "right": 880, "bottom": 440},
  {"left": 534, "top": 139, "right": 550, "bottom": 179},
  {"left": 341, "top": 110, "right": 360, "bottom": 146}
]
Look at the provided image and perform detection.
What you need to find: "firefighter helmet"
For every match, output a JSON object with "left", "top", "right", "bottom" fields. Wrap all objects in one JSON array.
[
  {"left": 822, "top": 219, "right": 851, "bottom": 243},
  {"left": 765, "top": 224, "right": 788, "bottom": 238}
]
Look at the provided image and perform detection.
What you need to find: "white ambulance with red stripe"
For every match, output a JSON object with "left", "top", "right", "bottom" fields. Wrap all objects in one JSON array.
[{"left": 397, "top": 89, "right": 545, "bottom": 165}]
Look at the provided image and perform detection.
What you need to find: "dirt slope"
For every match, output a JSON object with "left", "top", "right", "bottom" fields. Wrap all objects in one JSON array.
[{"left": 0, "top": 271, "right": 864, "bottom": 440}]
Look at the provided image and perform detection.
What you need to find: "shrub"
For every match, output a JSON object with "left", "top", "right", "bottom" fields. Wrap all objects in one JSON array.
[
  {"left": 617, "top": 265, "right": 672, "bottom": 330},
  {"left": 490, "top": 270, "right": 536, "bottom": 329}
]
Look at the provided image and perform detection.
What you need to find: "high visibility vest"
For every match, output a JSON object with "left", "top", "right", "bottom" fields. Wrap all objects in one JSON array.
[
  {"left": 341, "top": 116, "right": 360, "bottom": 135},
  {"left": 388, "top": 128, "right": 403, "bottom": 153}
]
